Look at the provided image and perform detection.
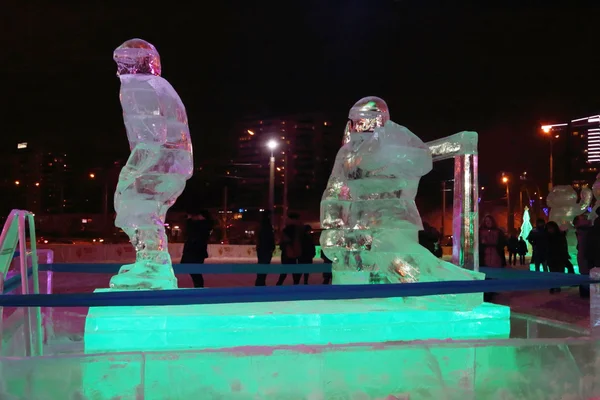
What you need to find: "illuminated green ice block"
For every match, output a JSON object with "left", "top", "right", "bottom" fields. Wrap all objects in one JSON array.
[
  {"left": 83, "top": 290, "right": 510, "bottom": 397},
  {"left": 85, "top": 291, "right": 509, "bottom": 353},
  {"left": 83, "top": 341, "right": 519, "bottom": 399}
]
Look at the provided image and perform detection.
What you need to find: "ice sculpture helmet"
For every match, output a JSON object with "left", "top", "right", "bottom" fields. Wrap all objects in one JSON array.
[
  {"left": 113, "top": 38, "right": 161, "bottom": 77},
  {"left": 344, "top": 96, "right": 390, "bottom": 143}
]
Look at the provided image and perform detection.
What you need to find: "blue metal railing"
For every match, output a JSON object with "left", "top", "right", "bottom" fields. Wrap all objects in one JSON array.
[
  {"left": 36, "top": 262, "right": 590, "bottom": 279},
  {"left": 1, "top": 261, "right": 598, "bottom": 308},
  {"left": 3, "top": 267, "right": 33, "bottom": 295}
]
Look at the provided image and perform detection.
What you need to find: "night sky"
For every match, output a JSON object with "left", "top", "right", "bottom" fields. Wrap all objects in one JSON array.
[{"left": 4, "top": 1, "right": 600, "bottom": 196}]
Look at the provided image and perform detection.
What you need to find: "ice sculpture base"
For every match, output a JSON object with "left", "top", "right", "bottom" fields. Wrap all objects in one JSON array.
[
  {"left": 84, "top": 289, "right": 510, "bottom": 353},
  {"left": 83, "top": 290, "right": 511, "bottom": 399}
]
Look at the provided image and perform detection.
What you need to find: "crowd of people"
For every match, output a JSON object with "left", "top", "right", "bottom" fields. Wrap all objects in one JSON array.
[
  {"left": 178, "top": 208, "right": 597, "bottom": 298},
  {"left": 179, "top": 209, "right": 331, "bottom": 288},
  {"left": 479, "top": 210, "right": 600, "bottom": 298}
]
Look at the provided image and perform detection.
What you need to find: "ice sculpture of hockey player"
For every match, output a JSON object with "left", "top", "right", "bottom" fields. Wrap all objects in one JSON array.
[
  {"left": 109, "top": 39, "right": 193, "bottom": 290},
  {"left": 547, "top": 185, "right": 591, "bottom": 230},
  {"left": 320, "top": 96, "right": 484, "bottom": 310},
  {"left": 547, "top": 185, "right": 592, "bottom": 263}
]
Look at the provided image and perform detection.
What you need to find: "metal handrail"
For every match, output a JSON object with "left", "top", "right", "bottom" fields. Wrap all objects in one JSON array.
[{"left": 0, "top": 210, "right": 42, "bottom": 357}]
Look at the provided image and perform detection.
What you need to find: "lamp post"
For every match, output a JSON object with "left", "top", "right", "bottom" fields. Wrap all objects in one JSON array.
[
  {"left": 282, "top": 153, "right": 289, "bottom": 229},
  {"left": 89, "top": 172, "right": 109, "bottom": 233},
  {"left": 541, "top": 125, "right": 562, "bottom": 191},
  {"left": 266, "top": 140, "right": 278, "bottom": 217},
  {"left": 518, "top": 171, "right": 528, "bottom": 214},
  {"left": 502, "top": 174, "right": 511, "bottom": 231}
]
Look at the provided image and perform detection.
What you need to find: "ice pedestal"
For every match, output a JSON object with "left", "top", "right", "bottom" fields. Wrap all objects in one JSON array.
[
  {"left": 83, "top": 291, "right": 510, "bottom": 398},
  {"left": 85, "top": 291, "right": 510, "bottom": 353},
  {"left": 83, "top": 341, "right": 520, "bottom": 400},
  {"left": 78, "top": 335, "right": 600, "bottom": 399}
]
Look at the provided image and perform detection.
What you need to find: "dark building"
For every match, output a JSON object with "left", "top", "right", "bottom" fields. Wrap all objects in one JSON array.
[
  {"left": 542, "top": 114, "right": 600, "bottom": 187},
  {"left": 1, "top": 141, "right": 74, "bottom": 215},
  {"left": 234, "top": 114, "right": 339, "bottom": 212}
]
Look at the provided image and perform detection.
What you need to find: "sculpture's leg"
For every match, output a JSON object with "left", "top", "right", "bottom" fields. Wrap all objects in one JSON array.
[
  {"left": 110, "top": 176, "right": 184, "bottom": 290},
  {"left": 452, "top": 154, "right": 479, "bottom": 271},
  {"left": 110, "top": 212, "right": 176, "bottom": 290},
  {"left": 331, "top": 251, "right": 371, "bottom": 285}
]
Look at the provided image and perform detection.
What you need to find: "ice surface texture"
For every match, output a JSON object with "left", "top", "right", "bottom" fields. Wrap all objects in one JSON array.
[
  {"left": 110, "top": 39, "right": 193, "bottom": 290},
  {"left": 547, "top": 185, "right": 591, "bottom": 230},
  {"left": 589, "top": 173, "right": 600, "bottom": 221},
  {"left": 320, "top": 97, "right": 483, "bottom": 310}
]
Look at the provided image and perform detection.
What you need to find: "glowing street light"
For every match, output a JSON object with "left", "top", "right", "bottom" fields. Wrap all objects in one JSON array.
[
  {"left": 502, "top": 174, "right": 511, "bottom": 231},
  {"left": 539, "top": 123, "right": 566, "bottom": 190},
  {"left": 266, "top": 140, "right": 279, "bottom": 215},
  {"left": 267, "top": 139, "right": 278, "bottom": 152},
  {"left": 89, "top": 173, "right": 96, "bottom": 179},
  {"left": 247, "top": 130, "right": 255, "bottom": 136},
  {"left": 14, "top": 180, "right": 20, "bottom": 185}
]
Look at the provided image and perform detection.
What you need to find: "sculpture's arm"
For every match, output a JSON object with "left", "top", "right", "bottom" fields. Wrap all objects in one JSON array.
[
  {"left": 118, "top": 78, "right": 168, "bottom": 181},
  {"left": 120, "top": 77, "right": 169, "bottom": 147},
  {"left": 118, "top": 143, "right": 162, "bottom": 183}
]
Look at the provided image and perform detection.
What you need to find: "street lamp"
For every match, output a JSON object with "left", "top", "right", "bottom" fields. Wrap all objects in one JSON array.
[
  {"left": 541, "top": 124, "right": 563, "bottom": 191},
  {"left": 502, "top": 175, "right": 511, "bottom": 231},
  {"left": 266, "top": 140, "right": 278, "bottom": 216},
  {"left": 543, "top": 127, "right": 553, "bottom": 191},
  {"left": 89, "top": 171, "right": 109, "bottom": 233}
]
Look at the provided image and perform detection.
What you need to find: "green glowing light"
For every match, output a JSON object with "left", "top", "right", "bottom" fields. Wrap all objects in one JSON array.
[
  {"left": 85, "top": 294, "right": 510, "bottom": 353},
  {"left": 83, "top": 294, "right": 511, "bottom": 398}
]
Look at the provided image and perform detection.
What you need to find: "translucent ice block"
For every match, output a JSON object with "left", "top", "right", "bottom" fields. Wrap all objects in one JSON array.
[
  {"left": 4, "top": 334, "right": 597, "bottom": 399},
  {"left": 3, "top": 305, "right": 597, "bottom": 399},
  {"left": 85, "top": 294, "right": 509, "bottom": 354}
]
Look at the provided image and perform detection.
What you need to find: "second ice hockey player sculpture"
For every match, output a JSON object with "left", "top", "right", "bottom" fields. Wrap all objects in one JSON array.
[{"left": 320, "top": 96, "right": 484, "bottom": 310}]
